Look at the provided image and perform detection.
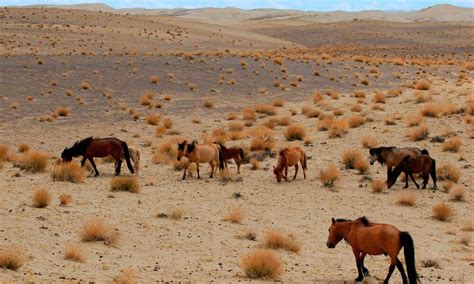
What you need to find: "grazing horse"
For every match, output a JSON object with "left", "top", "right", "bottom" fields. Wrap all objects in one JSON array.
[
  {"left": 368, "top": 147, "right": 428, "bottom": 181},
  {"left": 273, "top": 146, "right": 307, "bottom": 183},
  {"left": 219, "top": 144, "right": 244, "bottom": 174},
  {"left": 177, "top": 140, "right": 224, "bottom": 180},
  {"left": 387, "top": 155, "right": 437, "bottom": 189},
  {"left": 61, "top": 137, "right": 134, "bottom": 176},
  {"left": 327, "top": 217, "right": 418, "bottom": 284},
  {"left": 114, "top": 146, "right": 140, "bottom": 175}
]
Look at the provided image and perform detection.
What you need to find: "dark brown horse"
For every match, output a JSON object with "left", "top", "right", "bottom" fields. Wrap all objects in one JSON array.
[
  {"left": 219, "top": 144, "right": 244, "bottom": 174},
  {"left": 369, "top": 147, "right": 428, "bottom": 181},
  {"left": 327, "top": 217, "right": 418, "bottom": 284},
  {"left": 273, "top": 146, "right": 307, "bottom": 183},
  {"left": 61, "top": 137, "right": 134, "bottom": 176},
  {"left": 387, "top": 155, "right": 437, "bottom": 189}
]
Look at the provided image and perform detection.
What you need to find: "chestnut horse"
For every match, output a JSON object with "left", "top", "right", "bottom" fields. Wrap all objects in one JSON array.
[
  {"left": 219, "top": 144, "right": 244, "bottom": 174},
  {"left": 273, "top": 146, "right": 307, "bottom": 183},
  {"left": 327, "top": 217, "right": 418, "bottom": 284},
  {"left": 369, "top": 147, "right": 428, "bottom": 181},
  {"left": 62, "top": 137, "right": 134, "bottom": 176},
  {"left": 387, "top": 155, "right": 437, "bottom": 189},
  {"left": 177, "top": 140, "right": 224, "bottom": 180}
]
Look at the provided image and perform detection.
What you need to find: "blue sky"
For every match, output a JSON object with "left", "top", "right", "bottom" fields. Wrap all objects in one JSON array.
[{"left": 2, "top": 0, "right": 473, "bottom": 11}]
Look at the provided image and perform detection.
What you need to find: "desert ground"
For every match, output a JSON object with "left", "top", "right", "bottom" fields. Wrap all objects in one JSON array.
[{"left": 0, "top": 4, "right": 473, "bottom": 283}]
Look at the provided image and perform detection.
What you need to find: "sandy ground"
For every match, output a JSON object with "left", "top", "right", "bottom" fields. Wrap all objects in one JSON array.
[{"left": 0, "top": 6, "right": 473, "bottom": 283}]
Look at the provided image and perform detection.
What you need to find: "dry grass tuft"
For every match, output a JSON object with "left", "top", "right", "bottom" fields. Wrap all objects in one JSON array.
[
  {"left": 284, "top": 124, "right": 306, "bottom": 141},
  {"left": 302, "top": 106, "right": 320, "bottom": 118},
  {"left": 241, "top": 249, "right": 282, "bottom": 279},
  {"left": 110, "top": 176, "right": 140, "bottom": 193},
  {"left": 113, "top": 268, "right": 137, "bottom": 284},
  {"left": 272, "top": 98, "right": 285, "bottom": 107},
  {"left": 341, "top": 150, "right": 363, "bottom": 169},
  {"left": 18, "top": 151, "right": 49, "bottom": 172},
  {"left": 18, "top": 144, "right": 29, "bottom": 153},
  {"left": 250, "top": 158, "right": 260, "bottom": 170},
  {"left": 224, "top": 207, "right": 245, "bottom": 224},
  {"left": 56, "top": 107, "right": 70, "bottom": 117},
  {"left": 150, "top": 75, "right": 160, "bottom": 84},
  {"left": 437, "top": 163, "right": 461, "bottom": 183},
  {"left": 328, "top": 119, "right": 348, "bottom": 138},
  {"left": 0, "top": 145, "right": 8, "bottom": 161},
  {"left": 415, "top": 81, "right": 431, "bottom": 90},
  {"left": 354, "top": 158, "right": 369, "bottom": 174},
  {"left": 361, "top": 136, "right": 379, "bottom": 148},
  {"left": 397, "top": 192, "right": 416, "bottom": 206},
  {"left": 203, "top": 99, "right": 215, "bottom": 108},
  {"left": 449, "top": 186, "right": 466, "bottom": 201},
  {"left": 408, "top": 124, "right": 429, "bottom": 141},
  {"left": 255, "top": 103, "right": 277, "bottom": 116},
  {"left": 0, "top": 246, "right": 26, "bottom": 270},
  {"left": 32, "top": 188, "right": 52, "bottom": 208},
  {"left": 406, "top": 114, "right": 423, "bottom": 127},
  {"left": 320, "top": 164, "right": 339, "bottom": 188},
  {"left": 264, "top": 230, "right": 301, "bottom": 253},
  {"left": 146, "top": 114, "right": 160, "bottom": 125},
  {"left": 162, "top": 118, "right": 173, "bottom": 129},
  {"left": 59, "top": 193, "right": 72, "bottom": 206},
  {"left": 80, "top": 81, "right": 90, "bottom": 90},
  {"left": 169, "top": 208, "right": 184, "bottom": 220},
  {"left": 372, "top": 179, "right": 386, "bottom": 193},
  {"left": 80, "top": 218, "right": 119, "bottom": 246},
  {"left": 372, "top": 92, "right": 386, "bottom": 104},
  {"left": 348, "top": 115, "right": 367, "bottom": 128},
  {"left": 442, "top": 137, "right": 461, "bottom": 152},
  {"left": 52, "top": 162, "right": 86, "bottom": 183},
  {"left": 228, "top": 121, "right": 245, "bottom": 131},
  {"left": 64, "top": 244, "right": 85, "bottom": 263},
  {"left": 140, "top": 92, "right": 153, "bottom": 106},
  {"left": 420, "top": 103, "right": 442, "bottom": 117},
  {"left": 243, "top": 108, "right": 257, "bottom": 121},
  {"left": 243, "top": 229, "right": 257, "bottom": 241},
  {"left": 432, "top": 203, "right": 453, "bottom": 221}
]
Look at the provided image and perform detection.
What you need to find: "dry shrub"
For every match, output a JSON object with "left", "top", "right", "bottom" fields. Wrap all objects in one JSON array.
[
  {"left": 113, "top": 268, "right": 136, "bottom": 284},
  {"left": 313, "top": 92, "right": 324, "bottom": 103},
  {"left": 170, "top": 208, "right": 184, "bottom": 220},
  {"left": 110, "top": 176, "right": 140, "bottom": 193},
  {"left": 0, "top": 145, "right": 8, "bottom": 161},
  {"left": 80, "top": 218, "right": 119, "bottom": 246},
  {"left": 32, "top": 188, "right": 51, "bottom": 208},
  {"left": 162, "top": 118, "right": 173, "bottom": 129},
  {"left": 224, "top": 207, "right": 245, "bottom": 224},
  {"left": 302, "top": 106, "right": 320, "bottom": 118},
  {"left": 0, "top": 246, "right": 25, "bottom": 270},
  {"left": 203, "top": 99, "right": 214, "bottom": 108},
  {"left": 59, "top": 194, "right": 72, "bottom": 206},
  {"left": 255, "top": 104, "right": 277, "bottom": 116},
  {"left": 243, "top": 229, "right": 257, "bottom": 241},
  {"left": 415, "top": 92, "right": 431, "bottom": 103},
  {"left": 51, "top": 162, "right": 85, "bottom": 183},
  {"left": 264, "top": 230, "right": 301, "bottom": 253},
  {"left": 415, "top": 81, "right": 430, "bottom": 90},
  {"left": 406, "top": 114, "right": 423, "bottom": 126},
  {"left": 432, "top": 203, "right": 453, "bottom": 221},
  {"left": 56, "top": 107, "right": 70, "bottom": 117},
  {"left": 420, "top": 103, "right": 442, "bottom": 117},
  {"left": 320, "top": 164, "right": 339, "bottom": 188},
  {"left": 18, "top": 144, "right": 29, "bottom": 153},
  {"left": 229, "top": 130, "right": 245, "bottom": 141},
  {"left": 408, "top": 124, "right": 429, "bottom": 141},
  {"left": 278, "top": 115, "right": 292, "bottom": 126},
  {"left": 341, "top": 150, "right": 363, "bottom": 169},
  {"left": 80, "top": 81, "right": 90, "bottom": 90},
  {"left": 284, "top": 124, "right": 306, "bottom": 141},
  {"left": 227, "top": 112, "right": 238, "bottom": 120},
  {"left": 442, "top": 137, "right": 461, "bottom": 152},
  {"left": 372, "top": 179, "right": 385, "bottom": 193},
  {"left": 437, "top": 163, "right": 461, "bottom": 183},
  {"left": 250, "top": 158, "right": 260, "bottom": 170},
  {"left": 348, "top": 115, "right": 366, "bottom": 128},
  {"left": 449, "top": 186, "right": 466, "bottom": 201},
  {"left": 397, "top": 192, "right": 416, "bottom": 206},
  {"left": 243, "top": 108, "right": 257, "bottom": 121},
  {"left": 228, "top": 121, "right": 244, "bottom": 131},
  {"left": 360, "top": 79, "right": 369, "bottom": 86},
  {"left": 361, "top": 136, "right": 378, "bottom": 148},
  {"left": 18, "top": 151, "right": 49, "bottom": 172},
  {"left": 372, "top": 104, "right": 385, "bottom": 111},
  {"left": 272, "top": 98, "right": 285, "bottom": 107},
  {"left": 354, "top": 91, "right": 366, "bottom": 98},
  {"left": 350, "top": 104, "right": 363, "bottom": 112},
  {"left": 354, "top": 158, "right": 369, "bottom": 174},
  {"left": 64, "top": 244, "right": 85, "bottom": 263},
  {"left": 150, "top": 75, "right": 159, "bottom": 84},
  {"left": 328, "top": 119, "right": 348, "bottom": 138},
  {"left": 372, "top": 92, "right": 386, "bottom": 104},
  {"left": 140, "top": 92, "right": 153, "bottom": 106},
  {"left": 146, "top": 114, "right": 160, "bottom": 125},
  {"left": 317, "top": 118, "right": 334, "bottom": 131},
  {"left": 241, "top": 249, "right": 282, "bottom": 279}
]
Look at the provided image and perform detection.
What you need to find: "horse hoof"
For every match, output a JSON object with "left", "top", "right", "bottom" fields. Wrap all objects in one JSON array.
[
  {"left": 355, "top": 276, "right": 364, "bottom": 282},
  {"left": 363, "top": 271, "right": 370, "bottom": 277}
]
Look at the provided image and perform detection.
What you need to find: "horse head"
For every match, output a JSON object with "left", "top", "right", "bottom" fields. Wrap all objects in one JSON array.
[
  {"left": 61, "top": 147, "right": 73, "bottom": 162},
  {"left": 326, "top": 218, "right": 345, "bottom": 248},
  {"left": 273, "top": 166, "right": 283, "bottom": 183},
  {"left": 368, "top": 147, "right": 380, "bottom": 165},
  {"left": 177, "top": 140, "right": 187, "bottom": 161},
  {"left": 387, "top": 155, "right": 410, "bottom": 188}
]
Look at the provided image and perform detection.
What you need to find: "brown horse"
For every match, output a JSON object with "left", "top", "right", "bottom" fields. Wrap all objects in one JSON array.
[
  {"left": 219, "top": 144, "right": 244, "bottom": 174},
  {"left": 327, "top": 217, "right": 418, "bottom": 284},
  {"left": 62, "top": 137, "right": 134, "bottom": 176},
  {"left": 369, "top": 147, "right": 428, "bottom": 181},
  {"left": 387, "top": 155, "right": 437, "bottom": 189},
  {"left": 177, "top": 140, "right": 224, "bottom": 180},
  {"left": 273, "top": 146, "right": 307, "bottom": 183}
]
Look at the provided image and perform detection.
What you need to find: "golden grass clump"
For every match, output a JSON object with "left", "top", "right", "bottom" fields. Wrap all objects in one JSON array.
[
  {"left": 302, "top": 106, "right": 321, "bottom": 118},
  {"left": 341, "top": 149, "right": 363, "bottom": 169},
  {"left": 18, "top": 144, "right": 29, "bottom": 153},
  {"left": 56, "top": 107, "right": 70, "bottom": 117},
  {"left": 278, "top": 115, "right": 292, "bottom": 126},
  {"left": 227, "top": 112, "right": 238, "bottom": 120},
  {"left": 80, "top": 81, "right": 90, "bottom": 90},
  {"left": 150, "top": 75, "right": 159, "bottom": 84},
  {"left": 32, "top": 188, "right": 52, "bottom": 208},
  {"left": 203, "top": 99, "right": 214, "bottom": 108},
  {"left": 228, "top": 121, "right": 245, "bottom": 131},
  {"left": 140, "top": 92, "right": 153, "bottom": 106},
  {"left": 437, "top": 163, "right": 461, "bottom": 183},
  {"left": 354, "top": 91, "right": 366, "bottom": 98},
  {"left": 51, "top": 162, "right": 86, "bottom": 183},
  {"left": 162, "top": 118, "right": 173, "bottom": 129},
  {"left": 415, "top": 81, "right": 430, "bottom": 90},
  {"left": 272, "top": 98, "right": 285, "bottom": 107},
  {"left": 64, "top": 244, "right": 85, "bottom": 263},
  {"left": 113, "top": 268, "right": 136, "bottom": 284},
  {"left": 361, "top": 136, "right": 378, "bottom": 148},
  {"left": 255, "top": 103, "right": 277, "bottom": 116},
  {"left": 348, "top": 115, "right": 367, "bottom": 128},
  {"left": 170, "top": 208, "right": 184, "bottom": 220},
  {"left": 350, "top": 104, "right": 363, "bottom": 112},
  {"left": 320, "top": 164, "right": 339, "bottom": 188},
  {"left": 59, "top": 193, "right": 72, "bottom": 206},
  {"left": 250, "top": 157, "right": 260, "bottom": 170},
  {"left": 80, "top": 218, "right": 119, "bottom": 246},
  {"left": 442, "top": 137, "right": 461, "bottom": 152},
  {"left": 0, "top": 145, "right": 8, "bottom": 161},
  {"left": 371, "top": 179, "right": 386, "bottom": 193},
  {"left": 354, "top": 158, "right": 369, "bottom": 174},
  {"left": 372, "top": 92, "right": 386, "bottom": 104},
  {"left": 408, "top": 124, "right": 429, "bottom": 141},
  {"left": 264, "top": 230, "right": 301, "bottom": 253},
  {"left": 0, "top": 246, "right": 25, "bottom": 270},
  {"left": 432, "top": 203, "right": 453, "bottom": 221},
  {"left": 396, "top": 192, "right": 416, "bottom": 206},
  {"left": 145, "top": 114, "right": 160, "bottom": 125},
  {"left": 241, "top": 249, "right": 282, "bottom": 279},
  {"left": 420, "top": 103, "right": 442, "bottom": 117},
  {"left": 406, "top": 114, "right": 423, "bottom": 127},
  {"left": 18, "top": 151, "right": 49, "bottom": 172},
  {"left": 328, "top": 119, "right": 348, "bottom": 138},
  {"left": 449, "top": 186, "right": 466, "bottom": 201},
  {"left": 284, "top": 124, "right": 306, "bottom": 141},
  {"left": 243, "top": 108, "right": 257, "bottom": 121},
  {"left": 110, "top": 176, "right": 140, "bottom": 193},
  {"left": 224, "top": 206, "right": 245, "bottom": 224}
]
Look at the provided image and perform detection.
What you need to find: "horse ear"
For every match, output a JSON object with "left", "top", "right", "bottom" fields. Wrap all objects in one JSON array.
[{"left": 332, "top": 218, "right": 336, "bottom": 224}]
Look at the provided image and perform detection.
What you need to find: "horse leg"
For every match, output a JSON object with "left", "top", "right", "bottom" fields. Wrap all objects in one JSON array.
[
  {"left": 284, "top": 166, "right": 288, "bottom": 181},
  {"left": 361, "top": 253, "right": 370, "bottom": 276},
  {"left": 115, "top": 158, "right": 122, "bottom": 176},
  {"left": 196, "top": 162, "right": 200, "bottom": 179},
  {"left": 409, "top": 173, "right": 419, "bottom": 189},
  {"left": 293, "top": 164, "right": 299, "bottom": 180},
  {"left": 236, "top": 159, "right": 241, "bottom": 174},
  {"left": 301, "top": 159, "right": 306, "bottom": 179},
  {"left": 88, "top": 158, "right": 99, "bottom": 177},
  {"left": 395, "top": 258, "right": 408, "bottom": 284},
  {"left": 182, "top": 163, "right": 188, "bottom": 180},
  {"left": 80, "top": 156, "right": 87, "bottom": 167},
  {"left": 422, "top": 172, "right": 428, "bottom": 189},
  {"left": 353, "top": 255, "right": 364, "bottom": 282},
  {"left": 209, "top": 161, "right": 214, "bottom": 178},
  {"left": 383, "top": 259, "right": 397, "bottom": 284},
  {"left": 403, "top": 171, "right": 409, "bottom": 188}
]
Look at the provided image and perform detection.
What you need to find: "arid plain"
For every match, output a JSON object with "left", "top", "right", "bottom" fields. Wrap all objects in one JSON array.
[{"left": 0, "top": 4, "right": 473, "bottom": 283}]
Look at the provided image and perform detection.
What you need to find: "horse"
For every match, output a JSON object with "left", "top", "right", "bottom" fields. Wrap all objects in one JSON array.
[
  {"left": 326, "top": 217, "right": 418, "bottom": 284},
  {"left": 61, "top": 137, "right": 134, "bottom": 176},
  {"left": 368, "top": 147, "right": 428, "bottom": 181},
  {"left": 219, "top": 144, "right": 244, "bottom": 174},
  {"left": 114, "top": 146, "right": 140, "bottom": 175},
  {"left": 273, "top": 146, "right": 307, "bottom": 183},
  {"left": 177, "top": 140, "right": 224, "bottom": 180},
  {"left": 387, "top": 155, "right": 437, "bottom": 189}
]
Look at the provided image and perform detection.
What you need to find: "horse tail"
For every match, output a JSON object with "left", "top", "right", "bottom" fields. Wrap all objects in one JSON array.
[
  {"left": 218, "top": 145, "right": 225, "bottom": 170},
  {"left": 239, "top": 148, "right": 244, "bottom": 160},
  {"left": 303, "top": 152, "right": 307, "bottom": 170},
  {"left": 400, "top": 231, "right": 419, "bottom": 284},
  {"left": 421, "top": 149, "right": 429, "bottom": 155},
  {"left": 121, "top": 141, "right": 135, "bottom": 174}
]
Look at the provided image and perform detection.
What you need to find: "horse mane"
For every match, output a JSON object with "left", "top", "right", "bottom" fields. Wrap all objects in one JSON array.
[
  {"left": 70, "top": 136, "right": 93, "bottom": 154},
  {"left": 358, "top": 216, "right": 370, "bottom": 226},
  {"left": 187, "top": 140, "right": 198, "bottom": 154},
  {"left": 335, "top": 218, "right": 351, "bottom": 222}
]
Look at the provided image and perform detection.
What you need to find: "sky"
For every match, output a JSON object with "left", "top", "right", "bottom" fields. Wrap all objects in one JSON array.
[{"left": 2, "top": 0, "right": 473, "bottom": 11}]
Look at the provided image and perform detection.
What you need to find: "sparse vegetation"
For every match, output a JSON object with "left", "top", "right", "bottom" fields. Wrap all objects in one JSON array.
[
  {"left": 0, "top": 246, "right": 25, "bottom": 270},
  {"left": 59, "top": 193, "right": 72, "bottom": 206},
  {"left": 432, "top": 203, "right": 453, "bottom": 221},
  {"left": 80, "top": 218, "right": 119, "bottom": 246},
  {"left": 449, "top": 186, "right": 466, "bottom": 201},
  {"left": 64, "top": 244, "right": 85, "bottom": 263},
  {"left": 397, "top": 192, "right": 416, "bottom": 206},
  {"left": 224, "top": 206, "right": 245, "bottom": 224},
  {"left": 52, "top": 162, "right": 86, "bottom": 183},
  {"left": 241, "top": 249, "right": 282, "bottom": 279},
  {"left": 284, "top": 124, "right": 306, "bottom": 141},
  {"left": 320, "top": 164, "right": 339, "bottom": 188},
  {"left": 146, "top": 114, "right": 160, "bottom": 125},
  {"left": 255, "top": 103, "right": 277, "bottom": 116},
  {"left": 264, "top": 230, "right": 301, "bottom": 253},
  {"left": 110, "top": 176, "right": 140, "bottom": 193},
  {"left": 437, "top": 163, "right": 461, "bottom": 183},
  {"left": 372, "top": 179, "right": 386, "bottom": 193},
  {"left": 32, "top": 188, "right": 52, "bottom": 208},
  {"left": 18, "top": 151, "right": 49, "bottom": 172},
  {"left": 361, "top": 136, "right": 379, "bottom": 148},
  {"left": 408, "top": 124, "right": 429, "bottom": 141},
  {"left": 442, "top": 137, "right": 461, "bottom": 152}
]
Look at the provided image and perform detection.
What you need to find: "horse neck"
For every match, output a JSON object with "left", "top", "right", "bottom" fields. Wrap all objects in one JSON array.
[
  {"left": 276, "top": 154, "right": 286, "bottom": 170},
  {"left": 337, "top": 222, "right": 354, "bottom": 243}
]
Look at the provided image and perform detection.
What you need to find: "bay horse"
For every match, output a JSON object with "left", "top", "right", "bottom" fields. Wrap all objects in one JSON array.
[
  {"left": 387, "top": 155, "right": 437, "bottom": 189},
  {"left": 327, "top": 217, "right": 418, "bottom": 284},
  {"left": 219, "top": 144, "right": 244, "bottom": 174},
  {"left": 368, "top": 146, "right": 428, "bottom": 181},
  {"left": 273, "top": 146, "right": 307, "bottom": 183},
  {"left": 177, "top": 140, "right": 224, "bottom": 180},
  {"left": 61, "top": 137, "right": 134, "bottom": 176}
]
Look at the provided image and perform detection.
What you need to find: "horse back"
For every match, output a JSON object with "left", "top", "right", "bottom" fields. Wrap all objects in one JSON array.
[
  {"left": 355, "top": 224, "right": 401, "bottom": 255},
  {"left": 87, "top": 138, "right": 122, "bottom": 158},
  {"left": 195, "top": 144, "right": 218, "bottom": 163},
  {"left": 390, "top": 148, "right": 421, "bottom": 167}
]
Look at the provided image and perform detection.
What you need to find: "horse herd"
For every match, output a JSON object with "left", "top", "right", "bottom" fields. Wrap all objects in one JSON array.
[{"left": 59, "top": 136, "right": 439, "bottom": 283}]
